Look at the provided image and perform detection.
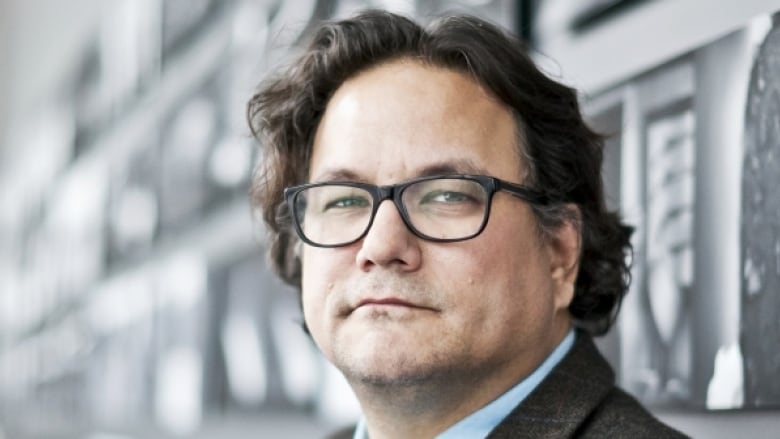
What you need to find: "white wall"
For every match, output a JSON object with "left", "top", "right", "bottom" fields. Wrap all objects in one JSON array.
[
  {"left": 0, "top": 0, "right": 103, "bottom": 152},
  {"left": 0, "top": 1, "right": 11, "bottom": 149},
  {"left": 537, "top": 0, "right": 780, "bottom": 93}
]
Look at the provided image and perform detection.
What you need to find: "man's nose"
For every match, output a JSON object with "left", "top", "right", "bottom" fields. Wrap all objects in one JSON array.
[{"left": 355, "top": 199, "right": 422, "bottom": 272}]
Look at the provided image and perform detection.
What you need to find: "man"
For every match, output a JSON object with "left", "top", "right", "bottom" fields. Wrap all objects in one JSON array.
[{"left": 248, "top": 9, "right": 686, "bottom": 439}]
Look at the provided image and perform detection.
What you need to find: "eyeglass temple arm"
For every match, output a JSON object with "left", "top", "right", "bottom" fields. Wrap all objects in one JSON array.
[{"left": 495, "top": 180, "right": 551, "bottom": 206}]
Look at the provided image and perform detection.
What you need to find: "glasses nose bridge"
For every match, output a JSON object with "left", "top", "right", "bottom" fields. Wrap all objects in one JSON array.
[
  {"left": 373, "top": 182, "right": 405, "bottom": 212},
  {"left": 370, "top": 182, "right": 413, "bottom": 227}
]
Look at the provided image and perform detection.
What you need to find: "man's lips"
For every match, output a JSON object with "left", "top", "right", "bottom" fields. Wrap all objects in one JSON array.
[
  {"left": 351, "top": 297, "right": 437, "bottom": 313},
  {"left": 357, "top": 298, "right": 419, "bottom": 308}
]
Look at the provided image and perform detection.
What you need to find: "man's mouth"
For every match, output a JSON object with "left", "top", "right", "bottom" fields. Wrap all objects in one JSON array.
[
  {"left": 357, "top": 297, "right": 418, "bottom": 308},
  {"left": 350, "top": 297, "right": 438, "bottom": 316}
]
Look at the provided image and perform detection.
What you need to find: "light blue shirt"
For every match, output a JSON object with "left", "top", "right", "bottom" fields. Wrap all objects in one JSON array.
[{"left": 353, "top": 329, "right": 576, "bottom": 439}]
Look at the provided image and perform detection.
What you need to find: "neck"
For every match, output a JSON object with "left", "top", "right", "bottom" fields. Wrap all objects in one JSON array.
[{"left": 352, "top": 321, "right": 572, "bottom": 439}]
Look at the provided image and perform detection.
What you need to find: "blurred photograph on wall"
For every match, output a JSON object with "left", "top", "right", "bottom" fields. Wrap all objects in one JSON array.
[{"left": 590, "top": 11, "right": 780, "bottom": 411}]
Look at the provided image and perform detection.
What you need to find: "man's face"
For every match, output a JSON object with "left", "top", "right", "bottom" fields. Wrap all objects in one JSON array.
[{"left": 301, "top": 60, "right": 577, "bottom": 388}]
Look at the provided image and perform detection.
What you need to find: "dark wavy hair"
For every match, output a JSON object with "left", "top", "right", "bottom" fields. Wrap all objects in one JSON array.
[{"left": 247, "top": 10, "right": 633, "bottom": 335}]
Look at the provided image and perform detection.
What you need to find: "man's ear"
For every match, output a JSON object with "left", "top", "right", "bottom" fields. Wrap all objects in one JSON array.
[{"left": 546, "top": 204, "right": 581, "bottom": 310}]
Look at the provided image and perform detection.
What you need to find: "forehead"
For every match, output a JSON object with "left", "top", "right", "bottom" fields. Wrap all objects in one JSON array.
[{"left": 309, "top": 60, "right": 523, "bottom": 183}]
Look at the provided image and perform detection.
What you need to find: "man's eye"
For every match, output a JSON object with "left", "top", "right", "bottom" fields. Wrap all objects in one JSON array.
[
  {"left": 421, "top": 191, "right": 473, "bottom": 204},
  {"left": 324, "top": 197, "right": 371, "bottom": 210}
]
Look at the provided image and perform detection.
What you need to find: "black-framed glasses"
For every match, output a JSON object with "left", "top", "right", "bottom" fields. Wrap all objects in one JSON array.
[{"left": 283, "top": 174, "right": 549, "bottom": 248}]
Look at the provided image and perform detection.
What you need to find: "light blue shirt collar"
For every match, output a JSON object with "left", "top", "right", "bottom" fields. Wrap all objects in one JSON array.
[{"left": 353, "top": 329, "right": 576, "bottom": 439}]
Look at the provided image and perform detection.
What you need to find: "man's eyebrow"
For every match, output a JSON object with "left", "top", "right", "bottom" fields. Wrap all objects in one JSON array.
[
  {"left": 310, "top": 159, "right": 489, "bottom": 183},
  {"left": 415, "top": 159, "right": 488, "bottom": 177},
  {"left": 310, "top": 168, "right": 366, "bottom": 183}
]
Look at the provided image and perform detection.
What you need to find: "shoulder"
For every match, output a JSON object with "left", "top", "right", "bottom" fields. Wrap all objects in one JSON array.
[
  {"left": 577, "top": 385, "right": 689, "bottom": 438},
  {"left": 488, "top": 331, "right": 688, "bottom": 438}
]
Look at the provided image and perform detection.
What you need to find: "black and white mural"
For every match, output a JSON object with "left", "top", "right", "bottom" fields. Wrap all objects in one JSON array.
[{"left": 741, "top": 13, "right": 780, "bottom": 408}]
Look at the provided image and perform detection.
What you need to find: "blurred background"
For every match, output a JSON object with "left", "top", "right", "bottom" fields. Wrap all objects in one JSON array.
[{"left": 1, "top": 0, "right": 779, "bottom": 438}]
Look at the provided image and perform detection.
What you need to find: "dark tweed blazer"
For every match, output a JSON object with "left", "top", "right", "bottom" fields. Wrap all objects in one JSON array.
[{"left": 328, "top": 332, "right": 688, "bottom": 438}]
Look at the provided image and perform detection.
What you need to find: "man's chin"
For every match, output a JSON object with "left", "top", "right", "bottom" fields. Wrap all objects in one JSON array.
[
  {"left": 346, "top": 367, "right": 440, "bottom": 388},
  {"left": 336, "top": 353, "right": 453, "bottom": 388}
]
